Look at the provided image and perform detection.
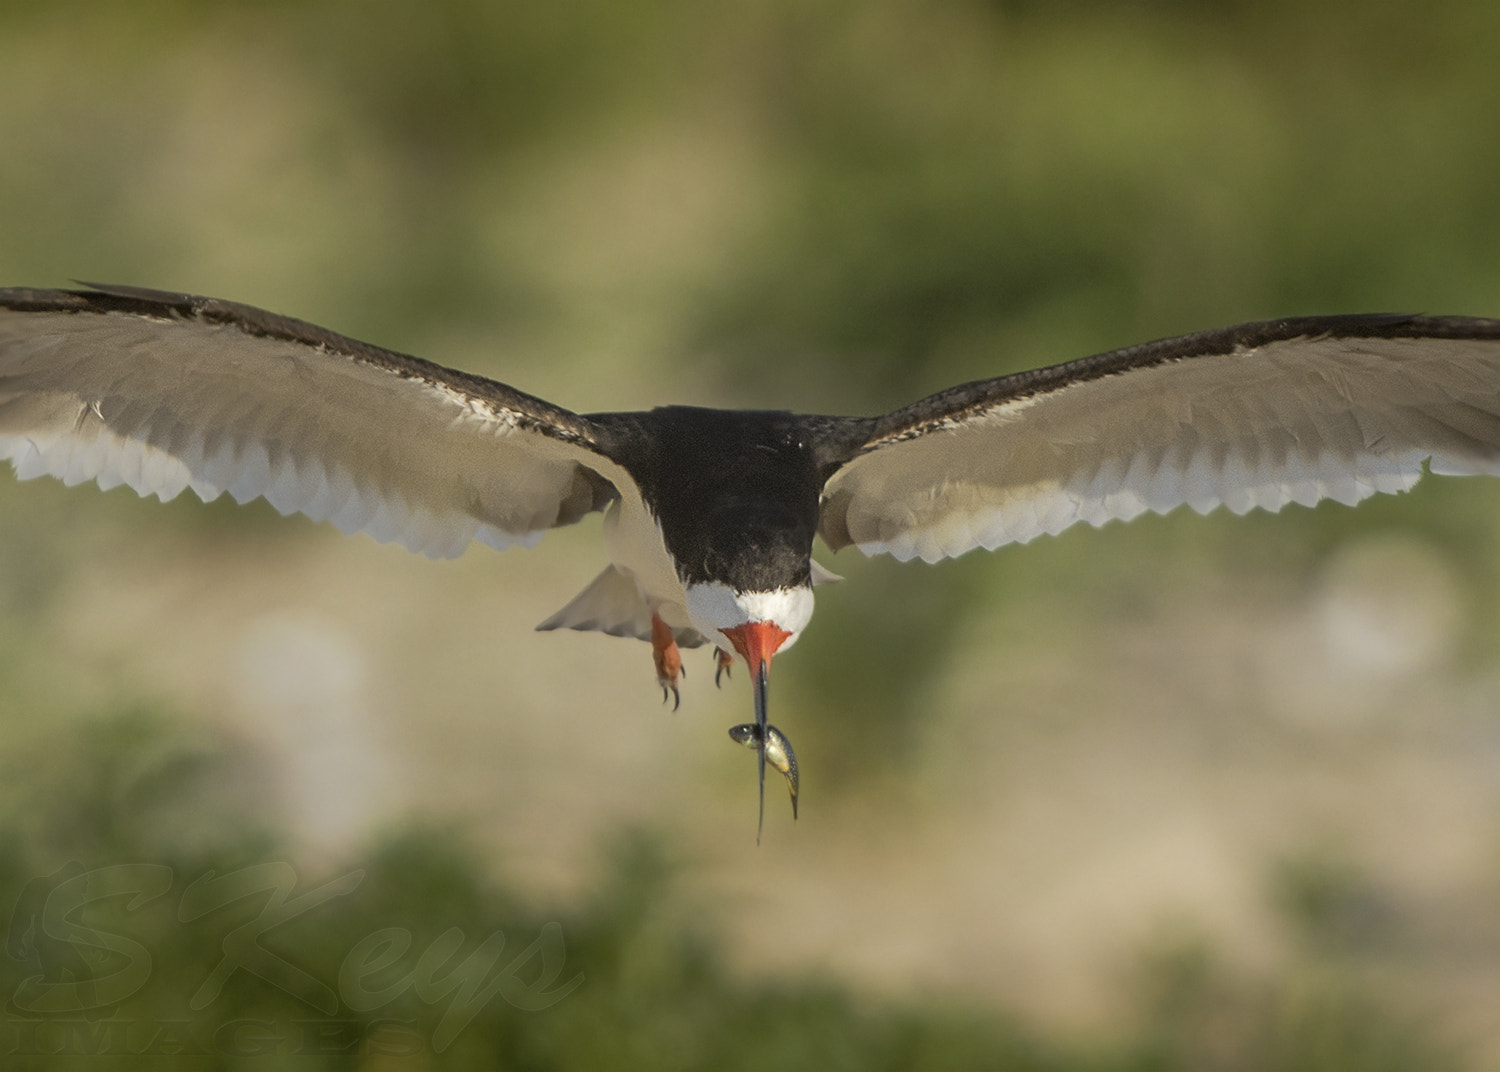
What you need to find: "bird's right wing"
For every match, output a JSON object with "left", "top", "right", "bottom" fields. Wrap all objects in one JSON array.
[
  {"left": 818, "top": 315, "right": 1500, "bottom": 563},
  {"left": 0, "top": 285, "right": 622, "bottom": 558}
]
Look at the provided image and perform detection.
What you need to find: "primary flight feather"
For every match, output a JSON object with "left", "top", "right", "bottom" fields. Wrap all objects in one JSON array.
[{"left": 6, "top": 284, "right": 1500, "bottom": 837}]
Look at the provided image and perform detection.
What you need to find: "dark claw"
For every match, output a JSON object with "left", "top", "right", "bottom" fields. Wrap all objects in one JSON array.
[
  {"left": 714, "top": 651, "right": 733, "bottom": 688},
  {"left": 661, "top": 683, "right": 680, "bottom": 711}
]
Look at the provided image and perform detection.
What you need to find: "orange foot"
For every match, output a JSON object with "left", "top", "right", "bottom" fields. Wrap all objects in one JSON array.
[
  {"left": 651, "top": 612, "right": 684, "bottom": 710},
  {"left": 714, "top": 649, "right": 734, "bottom": 688}
]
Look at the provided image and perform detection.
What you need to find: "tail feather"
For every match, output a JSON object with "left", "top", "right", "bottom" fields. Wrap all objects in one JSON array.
[{"left": 536, "top": 565, "right": 708, "bottom": 648}]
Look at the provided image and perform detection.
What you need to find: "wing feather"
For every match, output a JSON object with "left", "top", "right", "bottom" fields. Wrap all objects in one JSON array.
[
  {"left": 0, "top": 286, "right": 621, "bottom": 558},
  {"left": 821, "top": 316, "right": 1500, "bottom": 562}
]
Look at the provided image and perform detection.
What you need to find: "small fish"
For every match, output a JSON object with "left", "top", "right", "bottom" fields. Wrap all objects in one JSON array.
[{"left": 729, "top": 723, "right": 799, "bottom": 820}]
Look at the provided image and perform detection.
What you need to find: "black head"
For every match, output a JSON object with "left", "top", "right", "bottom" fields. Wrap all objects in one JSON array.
[{"left": 604, "top": 406, "right": 824, "bottom": 589}]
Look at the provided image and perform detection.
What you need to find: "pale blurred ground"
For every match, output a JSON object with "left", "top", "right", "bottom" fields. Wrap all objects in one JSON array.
[{"left": 5, "top": 1, "right": 1500, "bottom": 1065}]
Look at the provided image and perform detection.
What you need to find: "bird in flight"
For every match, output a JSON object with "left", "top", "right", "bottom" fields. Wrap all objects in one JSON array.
[{"left": 4, "top": 284, "right": 1500, "bottom": 838}]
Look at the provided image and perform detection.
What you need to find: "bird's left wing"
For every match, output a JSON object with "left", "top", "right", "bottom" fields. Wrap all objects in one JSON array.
[
  {"left": 0, "top": 285, "right": 621, "bottom": 558},
  {"left": 818, "top": 314, "right": 1500, "bottom": 563}
]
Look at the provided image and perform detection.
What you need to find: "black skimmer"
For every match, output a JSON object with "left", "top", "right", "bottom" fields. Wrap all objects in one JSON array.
[{"left": 5, "top": 284, "right": 1500, "bottom": 838}]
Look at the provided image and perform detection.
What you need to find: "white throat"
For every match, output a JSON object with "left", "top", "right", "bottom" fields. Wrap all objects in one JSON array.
[{"left": 684, "top": 582, "right": 815, "bottom": 654}]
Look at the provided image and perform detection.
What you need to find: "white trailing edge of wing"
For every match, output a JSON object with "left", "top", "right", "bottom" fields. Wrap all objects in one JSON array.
[
  {"left": 825, "top": 331, "right": 1500, "bottom": 564},
  {"left": 0, "top": 292, "right": 617, "bottom": 560}
]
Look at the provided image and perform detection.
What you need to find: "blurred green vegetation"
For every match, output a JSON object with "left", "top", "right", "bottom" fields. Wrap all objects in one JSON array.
[
  {"left": 0, "top": 711, "right": 1467, "bottom": 1069},
  {"left": 3, "top": 0, "right": 1500, "bottom": 1068},
  {"left": 5, "top": 0, "right": 1499, "bottom": 768}
]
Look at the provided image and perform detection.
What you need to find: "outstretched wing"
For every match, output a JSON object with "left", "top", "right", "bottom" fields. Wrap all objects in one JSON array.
[
  {"left": 818, "top": 314, "right": 1500, "bottom": 563},
  {"left": 0, "top": 285, "right": 620, "bottom": 558}
]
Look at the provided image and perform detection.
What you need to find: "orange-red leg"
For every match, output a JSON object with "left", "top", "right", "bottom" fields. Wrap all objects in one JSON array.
[
  {"left": 651, "top": 612, "right": 683, "bottom": 710},
  {"left": 714, "top": 649, "right": 734, "bottom": 687}
]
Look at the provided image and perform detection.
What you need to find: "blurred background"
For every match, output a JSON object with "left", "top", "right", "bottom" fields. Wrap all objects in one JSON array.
[{"left": 3, "top": 0, "right": 1500, "bottom": 1067}]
